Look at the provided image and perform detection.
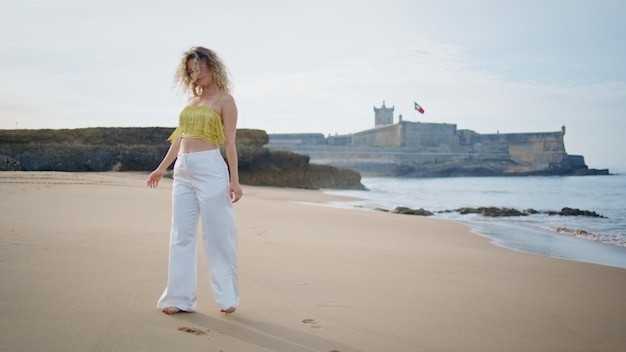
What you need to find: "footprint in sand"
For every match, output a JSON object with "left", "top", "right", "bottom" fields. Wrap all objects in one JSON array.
[
  {"left": 302, "top": 318, "right": 322, "bottom": 329},
  {"left": 178, "top": 326, "right": 207, "bottom": 335}
]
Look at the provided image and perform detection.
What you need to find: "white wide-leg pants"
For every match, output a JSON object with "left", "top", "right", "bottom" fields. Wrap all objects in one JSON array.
[{"left": 157, "top": 149, "right": 239, "bottom": 311}]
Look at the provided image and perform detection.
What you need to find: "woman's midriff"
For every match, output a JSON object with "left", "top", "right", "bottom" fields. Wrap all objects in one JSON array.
[{"left": 180, "top": 137, "right": 218, "bottom": 153}]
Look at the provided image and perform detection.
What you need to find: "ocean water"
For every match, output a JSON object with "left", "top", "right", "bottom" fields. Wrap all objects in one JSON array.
[{"left": 325, "top": 174, "right": 626, "bottom": 269}]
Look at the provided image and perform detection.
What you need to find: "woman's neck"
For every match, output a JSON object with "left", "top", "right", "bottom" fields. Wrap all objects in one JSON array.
[
  {"left": 198, "top": 84, "right": 219, "bottom": 98},
  {"left": 192, "top": 88, "right": 221, "bottom": 106}
]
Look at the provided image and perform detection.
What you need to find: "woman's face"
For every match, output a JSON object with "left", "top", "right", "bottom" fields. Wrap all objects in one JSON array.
[{"left": 187, "top": 58, "right": 212, "bottom": 87}]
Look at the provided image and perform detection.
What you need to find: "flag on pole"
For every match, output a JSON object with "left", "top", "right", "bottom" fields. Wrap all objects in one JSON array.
[{"left": 414, "top": 101, "right": 425, "bottom": 114}]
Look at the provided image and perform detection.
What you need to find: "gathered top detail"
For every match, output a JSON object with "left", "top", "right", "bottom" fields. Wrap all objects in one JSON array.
[{"left": 167, "top": 105, "right": 227, "bottom": 145}]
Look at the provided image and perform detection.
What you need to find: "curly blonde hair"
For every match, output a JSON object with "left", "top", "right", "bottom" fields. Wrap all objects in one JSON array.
[{"left": 173, "top": 46, "right": 231, "bottom": 96}]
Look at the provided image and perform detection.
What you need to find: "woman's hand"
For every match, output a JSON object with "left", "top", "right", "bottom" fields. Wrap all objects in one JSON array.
[
  {"left": 147, "top": 169, "right": 165, "bottom": 188},
  {"left": 229, "top": 181, "right": 243, "bottom": 203}
]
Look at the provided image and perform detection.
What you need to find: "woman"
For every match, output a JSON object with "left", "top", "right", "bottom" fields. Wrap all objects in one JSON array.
[{"left": 147, "top": 46, "right": 242, "bottom": 315}]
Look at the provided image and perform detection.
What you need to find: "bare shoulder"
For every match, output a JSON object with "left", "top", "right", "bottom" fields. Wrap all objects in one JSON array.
[
  {"left": 220, "top": 93, "right": 237, "bottom": 116},
  {"left": 220, "top": 93, "right": 236, "bottom": 106}
]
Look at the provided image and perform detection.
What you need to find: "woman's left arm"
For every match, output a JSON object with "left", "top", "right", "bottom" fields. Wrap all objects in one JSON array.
[{"left": 222, "top": 94, "right": 243, "bottom": 203}]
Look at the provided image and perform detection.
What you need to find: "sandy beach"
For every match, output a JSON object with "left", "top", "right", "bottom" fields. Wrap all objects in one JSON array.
[{"left": 1, "top": 171, "right": 625, "bottom": 352}]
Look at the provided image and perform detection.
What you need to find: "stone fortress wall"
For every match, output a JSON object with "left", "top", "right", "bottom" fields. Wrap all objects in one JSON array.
[{"left": 267, "top": 102, "right": 603, "bottom": 177}]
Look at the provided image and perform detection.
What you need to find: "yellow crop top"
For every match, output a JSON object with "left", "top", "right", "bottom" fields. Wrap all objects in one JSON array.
[{"left": 167, "top": 105, "right": 227, "bottom": 145}]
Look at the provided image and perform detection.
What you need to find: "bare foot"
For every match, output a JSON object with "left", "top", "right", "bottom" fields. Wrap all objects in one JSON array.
[
  {"left": 220, "top": 306, "right": 236, "bottom": 314},
  {"left": 162, "top": 307, "right": 182, "bottom": 314}
]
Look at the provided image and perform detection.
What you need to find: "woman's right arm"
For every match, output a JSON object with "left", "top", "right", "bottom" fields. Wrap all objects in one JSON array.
[{"left": 147, "top": 136, "right": 181, "bottom": 188}]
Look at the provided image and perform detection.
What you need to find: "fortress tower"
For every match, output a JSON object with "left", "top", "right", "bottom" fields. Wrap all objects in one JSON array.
[{"left": 374, "top": 101, "right": 394, "bottom": 128}]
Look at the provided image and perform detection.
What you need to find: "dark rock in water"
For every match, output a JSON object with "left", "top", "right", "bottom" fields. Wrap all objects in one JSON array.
[
  {"left": 457, "top": 207, "right": 479, "bottom": 215},
  {"left": 455, "top": 206, "right": 605, "bottom": 218},
  {"left": 0, "top": 128, "right": 365, "bottom": 190},
  {"left": 457, "top": 206, "right": 527, "bottom": 217},
  {"left": 392, "top": 206, "right": 434, "bottom": 216},
  {"left": 479, "top": 207, "right": 527, "bottom": 217},
  {"left": 547, "top": 207, "right": 606, "bottom": 218}
]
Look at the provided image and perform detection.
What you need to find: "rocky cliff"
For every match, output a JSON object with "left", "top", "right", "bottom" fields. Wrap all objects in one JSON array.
[{"left": 0, "top": 128, "right": 365, "bottom": 190}]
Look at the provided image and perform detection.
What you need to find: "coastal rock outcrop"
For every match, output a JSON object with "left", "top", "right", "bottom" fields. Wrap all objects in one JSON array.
[
  {"left": 0, "top": 155, "right": 20, "bottom": 171},
  {"left": 457, "top": 207, "right": 527, "bottom": 217},
  {"left": 391, "top": 206, "right": 434, "bottom": 216},
  {"left": 0, "top": 128, "right": 365, "bottom": 190},
  {"left": 383, "top": 206, "right": 606, "bottom": 218},
  {"left": 455, "top": 206, "right": 606, "bottom": 218},
  {"left": 547, "top": 207, "right": 606, "bottom": 218}
]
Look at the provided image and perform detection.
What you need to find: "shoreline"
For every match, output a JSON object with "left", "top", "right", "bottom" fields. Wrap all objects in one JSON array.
[
  {"left": 2, "top": 171, "right": 626, "bottom": 351},
  {"left": 309, "top": 195, "right": 626, "bottom": 270},
  {"left": 323, "top": 175, "right": 626, "bottom": 269},
  {"left": 461, "top": 218, "right": 626, "bottom": 269}
]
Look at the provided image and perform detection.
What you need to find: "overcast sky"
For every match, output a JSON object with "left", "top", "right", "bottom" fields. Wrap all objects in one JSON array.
[{"left": 1, "top": 0, "right": 625, "bottom": 171}]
